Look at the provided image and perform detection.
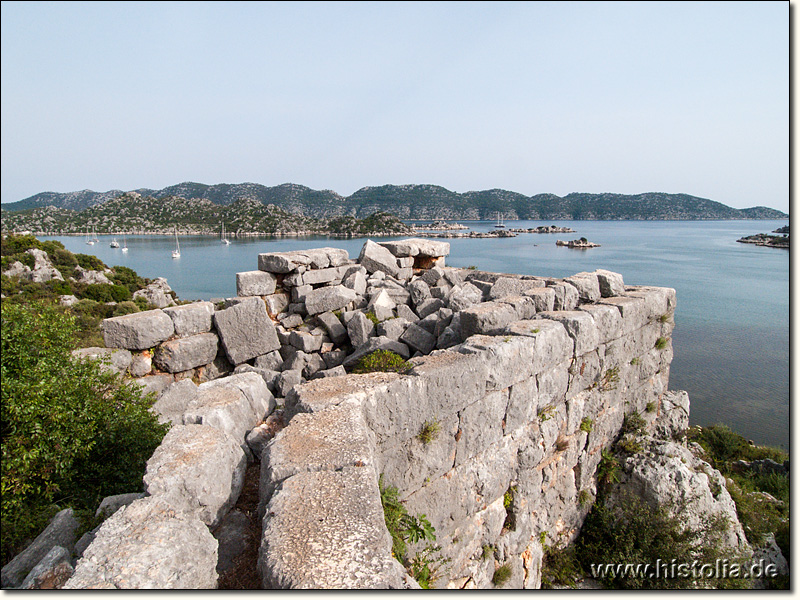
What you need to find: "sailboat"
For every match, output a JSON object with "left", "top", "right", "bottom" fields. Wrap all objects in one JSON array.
[
  {"left": 121, "top": 235, "right": 128, "bottom": 253},
  {"left": 494, "top": 212, "right": 505, "bottom": 228},
  {"left": 221, "top": 222, "right": 231, "bottom": 245},
  {"left": 110, "top": 236, "right": 120, "bottom": 248},
  {"left": 172, "top": 229, "right": 181, "bottom": 259},
  {"left": 85, "top": 225, "right": 96, "bottom": 245},
  {"left": 92, "top": 225, "right": 99, "bottom": 244}
]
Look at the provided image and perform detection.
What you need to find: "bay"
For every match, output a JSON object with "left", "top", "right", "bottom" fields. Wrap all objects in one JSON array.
[{"left": 41, "top": 219, "right": 789, "bottom": 449}]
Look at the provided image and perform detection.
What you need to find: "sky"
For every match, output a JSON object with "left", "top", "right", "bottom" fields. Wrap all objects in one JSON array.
[{"left": 0, "top": 1, "right": 789, "bottom": 212}]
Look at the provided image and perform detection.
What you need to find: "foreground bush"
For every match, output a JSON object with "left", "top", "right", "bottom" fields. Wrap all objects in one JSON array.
[{"left": 1, "top": 302, "right": 167, "bottom": 566}]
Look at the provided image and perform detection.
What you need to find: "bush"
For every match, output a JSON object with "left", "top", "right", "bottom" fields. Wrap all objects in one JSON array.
[
  {"left": 577, "top": 491, "right": 745, "bottom": 589},
  {"left": 75, "top": 253, "right": 106, "bottom": 271},
  {"left": 351, "top": 350, "right": 411, "bottom": 374},
  {"left": 492, "top": 563, "right": 513, "bottom": 586},
  {"left": 112, "top": 301, "right": 140, "bottom": 317},
  {"left": 1, "top": 302, "right": 167, "bottom": 565}
]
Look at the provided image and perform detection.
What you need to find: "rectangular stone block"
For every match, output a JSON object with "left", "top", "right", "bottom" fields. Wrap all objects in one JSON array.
[
  {"left": 536, "top": 311, "right": 599, "bottom": 356},
  {"left": 163, "top": 302, "right": 215, "bottom": 337},
  {"left": 236, "top": 271, "right": 277, "bottom": 297},
  {"left": 213, "top": 297, "right": 281, "bottom": 365},
  {"left": 459, "top": 301, "right": 517, "bottom": 338},
  {"left": 301, "top": 267, "right": 344, "bottom": 286},
  {"left": 102, "top": 309, "right": 175, "bottom": 351},
  {"left": 455, "top": 389, "right": 508, "bottom": 466},
  {"left": 153, "top": 332, "right": 219, "bottom": 373},
  {"left": 305, "top": 285, "right": 357, "bottom": 316}
]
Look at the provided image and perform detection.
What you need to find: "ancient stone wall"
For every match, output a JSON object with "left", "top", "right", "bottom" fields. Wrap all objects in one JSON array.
[{"left": 58, "top": 238, "right": 676, "bottom": 589}]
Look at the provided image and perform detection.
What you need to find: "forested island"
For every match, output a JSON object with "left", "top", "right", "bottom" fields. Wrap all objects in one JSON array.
[
  {"left": 2, "top": 182, "right": 787, "bottom": 223},
  {"left": 737, "top": 225, "right": 789, "bottom": 249},
  {"left": 0, "top": 193, "right": 413, "bottom": 237}
]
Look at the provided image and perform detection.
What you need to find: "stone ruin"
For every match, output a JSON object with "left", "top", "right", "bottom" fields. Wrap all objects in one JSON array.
[{"left": 4, "top": 237, "right": 759, "bottom": 589}]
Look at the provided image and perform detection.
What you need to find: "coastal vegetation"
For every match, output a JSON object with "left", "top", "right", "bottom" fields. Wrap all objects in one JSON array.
[
  {"left": 0, "top": 301, "right": 167, "bottom": 567},
  {"left": 2, "top": 182, "right": 787, "bottom": 221},
  {"left": 1, "top": 234, "right": 159, "bottom": 346}
]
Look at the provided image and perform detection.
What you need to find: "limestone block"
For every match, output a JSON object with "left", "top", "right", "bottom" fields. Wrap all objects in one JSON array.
[
  {"left": 255, "top": 350, "right": 284, "bottom": 371},
  {"left": 102, "top": 309, "right": 175, "bottom": 351},
  {"left": 236, "top": 271, "right": 277, "bottom": 297},
  {"left": 488, "top": 276, "right": 544, "bottom": 300},
  {"left": 197, "top": 372, "right": 275, "bottom": 429},
  {"left": 367, "top": 289, "right": 396, "bottom": 321},
  {"left": 405, "top": 350, "right": 489, "bottom": 417},
  {"left": 379, "top": 238, "right": 450, "bottom": 258},
  {"left": 72, "top": 347, "right": 133, "bottom": 375},
  {"left": 64, "top": 496, "right": 218, "bottom": 589},
  {"left": 129, "top": 353, "right": 152, "bottom": 377},
  {"left": 302, "top": 353, "right": 326, "bottom": 378},
  {"left": 408, "top": 279, "right": 431, "bottom": 306},
  {"left": 654, "top": 389, "right": 690, "bottom": 439},
  {"left": 258, "top": 466, "right": 409, "bottom": 589},
  {"left": 132, "top": 277, "right": 176, "bottom": 309},
  {"left": 316, "top": 311, "right": 348, "bottom": 346},
  {"left": 144, "top": 424, "right": 246, "bottom": 528},
  {"left": 505, "top": 376, "right": 539, "bottom": 433},
  {"left": 1, "top": 509, "right": 79, "bottom": 588},
  {"left": 459, "top": 322, "right": 572, "bottom": 390},
  {"left": 95, "top": 493, "right": 147, "bottom": 521},
  {"left": 358, "top": 239, "right": 400, "bottom": 278},
  {"left": 420, "top": 266, "right": 445, "bottom": 287},
  {"left": 342, "top": 269, "right": 367, "bottom": 295},
  {"left": 536, "top": 311, "right": 599, "bottom": 357},
  {"left": 523, "top": 287, "right": 556, "bottom": 312},
  {"left": 564, "top": 272, "right": 601, "bottom": 303},
  {"left": 397, "top": 256, "right": 414, "bottom": 268},
  {"left": 153, "top": 332, "right": 219, "bottom": 373},
  {"left": 304, "top": 285, "right": 357, "bottom": 315},
  {"left": 279, "top": 313, "right": 303, "bottom": 329},
  {"left": 446, "top": 282, "right": 483, "bottom": 312},
  {"left": 214, "top": 296, "right": 280, "bottom": 365},
  {"left": 498, "top": 295, "right": 537, "bottom": 320},
  {"left": 291, "top": 284, "right": 313, "bottom": 303},
  {"left": 579, "top": 303, "right": 623, "bottom": 344},
  {"left": 399, "top": 322, "right": 437, "bottom": 354},
  {"left": 323, "top": 349, "right": 347, "bottom": 369},
  {"left": 233, "top": 365, "right": 280, "bottom": 393},
  {"left": 455, "top": 389, "right": 508, "bottom": 466},
  {"left": 415, "top": 297, "right": 444, "bottom": 319},
  {"left": 258, "top": 251, "right": 313, "bottom": 273},
  {"left": 548, "top": 281, "right": 579, "bottom": 311},
  {"left": 264, "top": 292, "right": 290, "bottom": 316},
  {"left": 260, "top": 400, "right": 375, "bottom": 509},
  {"left": 459, "top": 301, "right": 518, "bottom": 337},
  {"left": 597, "top": 295, "right": 648, "bottom": 335},
  {"left": 594, "top": 269, "right": 625, "bottom": 297},
  {"left": 20, "top": 545, "right": 73, "bottom": 590},
  {"left": 312, "top": 365, "right": 347, "bottom": 379},
  {"left": 536, "top": 362, "right": 570, "bottom": 408},
  {"left": 289, "top": 330, "right": 323, "bottom": 353},
  {"left": 347, "top": 311, "right": 374, "bottom": 348},
  {"left": 396, "top": 303, "right": 419, "bottom": 323},
  {"left": 376, "top": 413, "right": 459, "bottom": 495},
  {"left": 275, "top": 369, "right": 303, "bottom": 398},
  {"left": 624, "top": 286, "right": 676, "bottom": 321},
  {"left": 132, "top": 373, "right": 175, "bottom": 399},
  {"left": 302, "top": 267, "right": 344, "bottom": 286},
  {"left": 377, "top": 317, "right": 410, "bottom": 341}
]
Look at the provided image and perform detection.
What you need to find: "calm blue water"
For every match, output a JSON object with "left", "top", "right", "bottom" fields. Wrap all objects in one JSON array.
[{"left": 42, "top": 219, "right": 789, "bottom": 449}]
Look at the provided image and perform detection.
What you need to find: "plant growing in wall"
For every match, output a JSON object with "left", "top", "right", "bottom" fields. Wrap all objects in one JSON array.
[
  {"left": 597, "top": 449, "right": 621, "bottom": 485},
  {"left": 655, "top": 336, "right": 669, "bottom": 350},
  {"left": 597, "top": 366, "right": 620, "bottom": 392},
  {"left": 580, "top": 417, "right": 594, "bottom": 433},
  {"left": 351, "top": 350, "right": 411, "bottom": 374},
  {"left": 417, "top": 420, "right": 441, "bottom": 445}
]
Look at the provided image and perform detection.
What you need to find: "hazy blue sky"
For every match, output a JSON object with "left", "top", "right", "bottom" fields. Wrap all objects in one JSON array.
[{"left": 0, "top": 1, "right": 788, "bottom": 212}]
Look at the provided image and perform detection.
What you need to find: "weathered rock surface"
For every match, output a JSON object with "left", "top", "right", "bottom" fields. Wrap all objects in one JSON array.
[
  {"left": 144, "top": 424, "right": 247, "bottom": 528},
  {"left": 64, "top": 497, "right": 218, "bottom": 589},
  {"left": 133, "top": 277, "right": 176, "bottom": 309},
  {"left": 258, "top": 466, "right": 411, "bottom": 589},
  {"left": 19, "top": 546, "right": 73, "bottom": 590},
  {"left": 236, "top": 270, "right": 277, "bottom": 296},
  {"left": 358, "top": 240, "right": 400, "bottom": 278},
  {"left": 305, "top": 285, "right": 357, "bottom": 315},
  {"left": 71, "top": 346, "right": 133, "bottom": 375}
]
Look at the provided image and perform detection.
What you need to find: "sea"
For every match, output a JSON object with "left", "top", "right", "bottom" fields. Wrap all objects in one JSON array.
[{"left": 41, "top": 219, "right": 790, "bottom": 449}]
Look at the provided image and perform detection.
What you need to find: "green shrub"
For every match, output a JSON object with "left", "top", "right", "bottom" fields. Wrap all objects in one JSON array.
[
  {"left": 75, "top": 253, "right": 106, "bottom": 271},
  {"left": 645, "top": 401, "right": 656, "bottom": 413},
  {"left": 112, "top": 301, "right": 140, "bottom": 317},
  {"left": 576, "top": 491, "right": 745, "bottom": 589},
  {"left": 364, "top": 310, "right": 380, "bottom": 325},
  {"left": 622, "top": 412, "right": 646, "bottom": 435},
  {"left": 542, "top": 545, "right": 583, "bottom": 589},
  {"left": 133, "top": 296, "right": 152, "bottom": 312},
  {"left": 492, "top": 563, "right": 513, "bottom": 587},
  {"left": 630, "top": 357, "right": 640, "bottom": 365},
  {"left": 597, "top": 449, "right": 620, "bottom": 485},
  {"left": 1, "top": 302, "right": 167, "bottom": 565},
  {"left": 110, "top": 265, "right": 149, "bottom": 293},
  {"left": 580, "top": 417, "right": 593, "bottom": 433},
  {"left": 81, "top": 283, "right": 131, "bottom": 303},
  {"left": 598, "top": 366, "right": 620, "bottom": 391},
  {"left": 351, "top": 350, "right": 411, "bottom": 374},
  {"left": 655, "top": 336, "right": 668, "bottom": 350}
]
